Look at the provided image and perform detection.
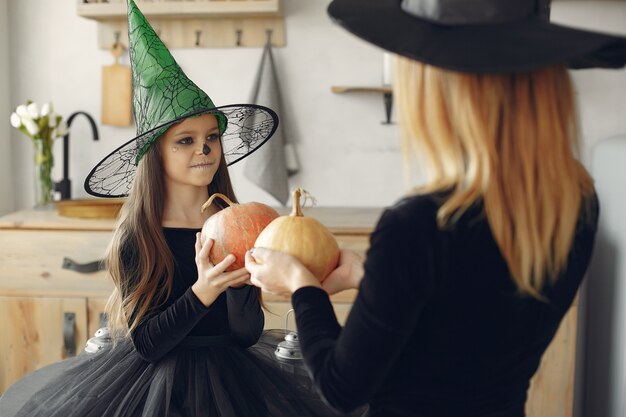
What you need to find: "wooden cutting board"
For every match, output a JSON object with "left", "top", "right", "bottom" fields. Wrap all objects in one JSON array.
[{"left": 101, "top": 44, "right": 132, "bottom": 126}]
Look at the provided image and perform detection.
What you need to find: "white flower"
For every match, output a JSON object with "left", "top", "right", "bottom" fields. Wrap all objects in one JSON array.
[
  {"left": 15, "top": 105, "right": 28, "bottom": 118},
  {"left": 27, "top": 102, "right": 39, "bottom": 119},
  {"left": 48, "top": 112, "right": 58, "bottom": 128},
  {"left": 41, "top": 102, "right": 52, "bottom": 117},
  {"left": 10, "top": 112, "right": 21, "bottom": 128},
  {"left": 23, "top": 118, "right": 39, "bottom": 137}
]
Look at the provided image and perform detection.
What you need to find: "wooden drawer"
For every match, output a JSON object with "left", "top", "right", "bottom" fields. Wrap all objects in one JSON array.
[{"left": 0, "top": 230, "right": 114, "bottom": 298}]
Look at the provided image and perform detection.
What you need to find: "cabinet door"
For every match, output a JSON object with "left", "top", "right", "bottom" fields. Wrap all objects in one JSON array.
[
  {"left": 0, "top": 296, "right": 88, "bottom": 393},
  {"left": 263, "top": 301, "right": 353, "bottom": 331},
  {"left": 526, "top": 305, "right": 578, "bottom": 417}
]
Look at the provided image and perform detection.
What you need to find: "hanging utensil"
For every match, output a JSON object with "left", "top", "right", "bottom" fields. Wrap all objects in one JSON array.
[{"left": 101, "top": 37, "right": 132, "bottom": 126}]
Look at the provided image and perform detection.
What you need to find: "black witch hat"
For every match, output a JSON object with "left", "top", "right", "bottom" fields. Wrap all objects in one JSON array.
[{"left": 328, "top": 0, "right": 626, "bottom": 73}]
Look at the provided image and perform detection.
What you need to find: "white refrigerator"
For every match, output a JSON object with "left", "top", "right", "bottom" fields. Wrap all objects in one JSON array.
[{"left": 581, "top": 135, "right": 626, "bottom": 417}]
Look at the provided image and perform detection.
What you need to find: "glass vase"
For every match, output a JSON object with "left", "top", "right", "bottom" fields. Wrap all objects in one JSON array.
[{"left": 33, "top": 138, "right": 55, "bottom": 209}]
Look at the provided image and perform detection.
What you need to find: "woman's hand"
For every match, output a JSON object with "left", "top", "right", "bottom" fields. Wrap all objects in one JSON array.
[
  {"left": 322, "top": 249, "right": 365, "bottom": 295},
  {"left": 192, "top": 233, "right": 251, "bottom": 307},
  {"left": 245, "top": 247, "right": 320, "bottom": 297}
]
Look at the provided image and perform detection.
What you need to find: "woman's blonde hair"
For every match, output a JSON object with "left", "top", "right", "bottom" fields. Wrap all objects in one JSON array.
[
  {"left": 394, "top": 57, "right": 594, "bottom": 298},
  {"left": 104, "top": 138, "right": 239, "bottom": 337}
]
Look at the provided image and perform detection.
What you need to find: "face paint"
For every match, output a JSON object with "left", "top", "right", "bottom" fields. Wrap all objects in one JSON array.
[
  {"left": 171, "top": 146, "right": 178, "bottom": 152},
  {"left": 202, "top": 143, "right": 210, "bottom": 155}
]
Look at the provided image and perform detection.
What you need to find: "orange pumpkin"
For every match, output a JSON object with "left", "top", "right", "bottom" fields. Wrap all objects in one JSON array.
[
  {"left": 254, "top": 188, "right": 340, "bottom": 281},
  {"left": 201, "top": 193, "right": 279, "bottom": 271}
]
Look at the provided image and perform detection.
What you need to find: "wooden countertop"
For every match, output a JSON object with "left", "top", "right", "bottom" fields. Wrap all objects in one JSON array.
[{"left": 0, "top": 206, "right": 385, "bottom": 234}]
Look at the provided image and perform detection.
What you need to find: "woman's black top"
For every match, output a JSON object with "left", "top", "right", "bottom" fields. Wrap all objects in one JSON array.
[
  {"left": 292, "top": 193, "right": 599, "bottom": 417},
  {"left": 123, "top": 227, "right": 264, "bottom": 362}
]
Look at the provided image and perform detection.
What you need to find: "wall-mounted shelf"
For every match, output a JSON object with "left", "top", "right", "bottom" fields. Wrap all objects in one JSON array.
[
  {"left": 331, "top": 86, "right": 394, "bottom": 125},
  {"left": 77, "top": 0, "right": 285, "bottom": 49}
]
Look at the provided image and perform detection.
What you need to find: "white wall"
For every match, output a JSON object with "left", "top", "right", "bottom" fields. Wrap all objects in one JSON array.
[
  {"left": 552, "top": 1, "right": 626, "bottom": 158},
  {"left": 0, "top": 0, "right": 14, "bottom": 216},
  {"left": 6, "top": 1, "right": 626, "bottom": 211},
  {"left": 7, "top": 0, "right": 405, "bottom": 209}
]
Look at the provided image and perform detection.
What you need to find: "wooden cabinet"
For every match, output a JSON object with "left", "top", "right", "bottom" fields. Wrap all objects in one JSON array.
[
  {"left": 527, "top": 306, "right": 578, "bottom": 417},
  {"left": 0, "top": 207, "right": 580, "bottom": 417},
  {"left": 0, "top": 211, "right": 115, "bottom": 393}
]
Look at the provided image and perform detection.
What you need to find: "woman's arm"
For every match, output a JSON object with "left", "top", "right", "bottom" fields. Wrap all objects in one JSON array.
[
  {"left": 246, "top": 205, "right": 435, "bottom": 412},
  {"left": 288, "top": 208, "right": 433, "bottom": 412},
  {"left": 226, "top": 286, "right": 264, "bottom": 347}
]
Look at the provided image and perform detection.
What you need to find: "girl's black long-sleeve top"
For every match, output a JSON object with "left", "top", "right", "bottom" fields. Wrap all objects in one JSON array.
[
  {"left": 292, "top": 193, "right": 599, "bottom": 417},
  {"left": 121, "top": 227, "right": 264, "bottom": 362}
]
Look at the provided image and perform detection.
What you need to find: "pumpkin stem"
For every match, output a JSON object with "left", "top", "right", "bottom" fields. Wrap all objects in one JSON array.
[
  {"left": 291, "top": 188, "right": 304, "bottom": 217},
  {"left": 201, "top": 193, "right": 235, "bottom": 213}
]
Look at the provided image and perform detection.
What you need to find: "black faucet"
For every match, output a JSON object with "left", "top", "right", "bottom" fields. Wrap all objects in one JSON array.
[{"left": 54, "top": 111, "right": 100, "bottom": 200}]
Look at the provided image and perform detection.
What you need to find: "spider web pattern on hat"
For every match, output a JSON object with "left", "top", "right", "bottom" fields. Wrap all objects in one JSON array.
[
  {"left": 86, "top": 105, "right": 277, "bottom": 198},
  {"left": 127, "top": 5, "right": 227, "bottom": 151}
]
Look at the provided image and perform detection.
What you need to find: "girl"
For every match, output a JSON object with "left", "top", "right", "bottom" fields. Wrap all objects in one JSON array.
[
  {"left": 246, "top": 1, "right": 626, "bottom": 417},
  {"left": 2, "top": 1, "right": 358, "bottom": 416}
]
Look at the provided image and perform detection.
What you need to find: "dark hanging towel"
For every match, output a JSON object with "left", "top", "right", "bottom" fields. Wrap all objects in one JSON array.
[{"left": 244, "top": 35, "right": 299, "bottom": 205}]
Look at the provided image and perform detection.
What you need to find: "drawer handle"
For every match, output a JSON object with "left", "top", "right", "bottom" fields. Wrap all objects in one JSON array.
[
  {"left": 62, "top": 257, "right": 105, "bottom": 274},
  {"left": 63, "top": 312, "right": 76, "bottom": 357}
]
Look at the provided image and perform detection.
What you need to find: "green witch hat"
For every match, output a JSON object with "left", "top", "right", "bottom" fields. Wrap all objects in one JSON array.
[{"left": 85, "top": 0, "right": 278, "bottom": 198}]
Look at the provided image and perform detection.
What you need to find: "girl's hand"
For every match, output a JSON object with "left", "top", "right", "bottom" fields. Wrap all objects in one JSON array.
[
  {"left": 245, "top": 247, "right": 320, "bottom": 297},
  {"left": 321, "top": 250, "right": 365, "bottom": 295},
  {"left": 192, "top": 233, "right": 251, "bottom": 307}
]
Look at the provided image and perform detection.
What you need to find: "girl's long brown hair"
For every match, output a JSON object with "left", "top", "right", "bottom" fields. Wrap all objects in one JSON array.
[
  {"left": 105, "top": 139, "right": 242, "bottom": 337},
  {"left": 395, "top": 58, "right": 595, "bottom": 298}
]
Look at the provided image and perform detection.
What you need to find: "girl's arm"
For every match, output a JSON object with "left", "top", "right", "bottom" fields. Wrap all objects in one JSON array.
[
  {"left": 127, "top": 236, "right": 250, "bottom": 362},
  {"left": 117, "top": 242, "right": 198, "bottom": 362},
  {"left": 130, "top": 287, "right": 214, "bottom": 362},
  {"left": 226, "top": 286, "right": 264, "bottom": 347}
]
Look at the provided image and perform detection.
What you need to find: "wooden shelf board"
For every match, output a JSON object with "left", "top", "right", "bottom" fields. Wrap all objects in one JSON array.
[
  {"left": 331, "top": 86, "right": 393, "bottom": 94},
  {"left": 77, "top": 1, "right": 282, "bottom": 21}
]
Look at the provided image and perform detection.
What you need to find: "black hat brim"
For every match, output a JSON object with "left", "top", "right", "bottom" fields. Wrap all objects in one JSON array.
[{"left": 328, "top": 0, "right": 626, "bottom": 73}]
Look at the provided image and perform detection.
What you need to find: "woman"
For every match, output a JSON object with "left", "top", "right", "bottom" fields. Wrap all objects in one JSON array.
[{"left": 245, "top": 1, "right": 626, "bottom": 416}]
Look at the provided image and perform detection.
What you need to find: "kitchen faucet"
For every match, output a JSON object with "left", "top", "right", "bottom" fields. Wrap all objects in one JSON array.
[{"left": 54, "top": 111, "right": 100, "bottom": 200}]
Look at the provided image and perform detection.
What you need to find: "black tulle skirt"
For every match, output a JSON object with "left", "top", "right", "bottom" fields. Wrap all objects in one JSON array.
[{"left": 0, "top": 330, "right": 367, "bottom": 417}]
